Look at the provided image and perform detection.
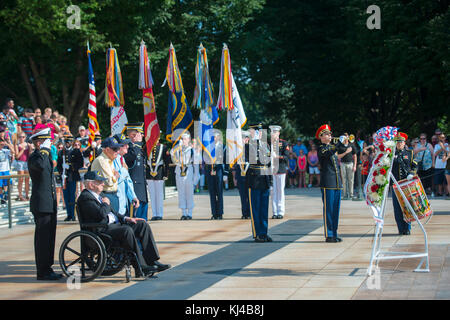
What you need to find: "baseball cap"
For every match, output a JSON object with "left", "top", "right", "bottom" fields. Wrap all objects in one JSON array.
[
  {"left": 101, "top": 137, "right": 123, "bottom": 149},
  {"left": 83, "top": 170, "right": 107, "bottom": 182}
]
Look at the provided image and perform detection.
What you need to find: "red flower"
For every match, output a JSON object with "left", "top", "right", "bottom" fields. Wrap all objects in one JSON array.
[
  {"left": 380, "top": 168, "right": 386, "bottom": 175},
  {"left": 379, "top": 144, "right": 385, "bottom": 152},
  {"left": 386, "top": 148, "right": 392, "bottom": 153},
  {"left": 371, "top": 184, "right": 379, "bottom": 192},
  {"left": 373, "top": 170, "right": 378, "bottom": 176}
]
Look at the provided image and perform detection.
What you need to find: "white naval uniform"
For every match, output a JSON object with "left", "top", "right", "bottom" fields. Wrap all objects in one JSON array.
[
  {"left": 147, "top": 144, "right": 166, "bottom": 219},
  {"left": 271, "top": 173, "right": 286, "bottom": 216},
  {"left": 171, "top": 144, "right": 195, "bottom": 217}
]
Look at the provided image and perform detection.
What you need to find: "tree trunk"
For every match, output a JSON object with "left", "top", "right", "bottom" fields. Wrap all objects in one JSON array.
[
  {"left": 18, "top": 63, "right": 38, "bottom": 109},
  {"left": 28, "top": 56, "right": 54, "bottom": 109}
]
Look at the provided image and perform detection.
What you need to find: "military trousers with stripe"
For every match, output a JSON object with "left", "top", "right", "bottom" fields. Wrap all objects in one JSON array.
[
  {"left": 320, "top": 188, "right": 342, "bottom": 238},
  {"left": 249, "top": 188, "right": 270, "bottom": 238}
]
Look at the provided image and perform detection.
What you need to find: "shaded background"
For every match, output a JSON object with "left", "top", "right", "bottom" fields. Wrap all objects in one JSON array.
[{"left": 0, "top": 0, "right": 448, "bottom": 141}]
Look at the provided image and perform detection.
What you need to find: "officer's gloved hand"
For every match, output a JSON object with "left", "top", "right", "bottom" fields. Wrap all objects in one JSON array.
[
  {"left": 41, "top": 139, "right": 52, "bottom": 150},
  {"left": 91, "top": 141, "right": 97, "bottom": 148},
  {"left": 407, "top": 174, "right": 414, "bottom": 181},
  {"left": 63, "top": 164, "right": 70, "bottom": 170}
]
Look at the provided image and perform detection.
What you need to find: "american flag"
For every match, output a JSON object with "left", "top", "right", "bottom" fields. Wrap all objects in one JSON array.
[{"left": 87, "top": 42, "right": 99, "bottom": 154}]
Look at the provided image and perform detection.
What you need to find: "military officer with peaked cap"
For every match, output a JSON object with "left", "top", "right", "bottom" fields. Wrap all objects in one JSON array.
[
  {"left": 246, "top": 123, "right": 273, "bottom": 242},
  {"left": 316, "top": 124, "right": 344, "bottom": 243},
  {"left": 123, "top": 123, "right": 149, "bottom": 221},
  {"left": 392, "top": 132, "right": 417, "bottom": 235},
  {"left": 269, "top": 125, "right": 290, "bottom": 219},
  {"left": 233, "top": 130, "right": 251, "bottom": 219},
  {"left": 146, "top": 133, "right": 170, "bottom": 221},
  {"left": 27, "top": 128, "right": 63, "bottom": 280}
]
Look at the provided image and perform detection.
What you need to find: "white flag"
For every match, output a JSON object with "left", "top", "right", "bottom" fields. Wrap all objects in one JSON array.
[
  {"left": 226, "top": 74, "right": 247, "bottom": 167},
  {"left": 110, "top": 106, "right": 128, "bottom": 136}
]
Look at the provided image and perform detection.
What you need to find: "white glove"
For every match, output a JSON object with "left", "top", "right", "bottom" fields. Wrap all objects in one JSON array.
[
  {"left": 41, "top": 139, "right": 52, "bottom": 150},
  {"left": 63, "top": 164, "right": 70, "bottom": 170},
  {"left": 407, "top": 174, "right": 414, "bottom": 181},
  {"left": 91, "top": 141, "right": 97, "bottom": 148},
  {"left": 223, "top": 175, "right": 228, "bottom": 182}
]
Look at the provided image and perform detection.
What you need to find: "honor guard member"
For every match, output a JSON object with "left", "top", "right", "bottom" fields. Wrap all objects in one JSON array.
[
  {"left": 57, "top": 135, "right": 84, "bottom": 221},
  {"left": 246, "top": 124, "right": 273, "bottom": 242},
  {"left": 206, "top": 131, "right": 226, "bottom": 220},
  {"left": 171, "top": 132, "right": 195, "bottom": 219},
  {"left": 269, "top": 125, "right": 290, "bottom": 219},
  {"left": 392, "top": 132, "right": 417, "bottom": 235},
  {"left": 146, "top": 135, "right": 169, "bottom": 221},
  {"left": 27, "top": 128, "right": 63, "bottom": 280},
  {"left": 232, "top": 130, "right": 251, "bottom": 219},
  {"left": 317, "top": 124, "right": 344, "bottom": 243},
  {"left": 123, "top": 123, "right": 149, "bottom": 221}
]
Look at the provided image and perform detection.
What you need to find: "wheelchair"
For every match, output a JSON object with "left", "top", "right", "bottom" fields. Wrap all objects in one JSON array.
[{"left": 59, "top": 206, "right": 153, "bottom": 283}]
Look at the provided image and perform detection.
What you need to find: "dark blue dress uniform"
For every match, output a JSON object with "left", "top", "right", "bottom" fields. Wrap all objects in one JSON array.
[
  {"left": 28, "top": 129, "right": 61, "bottom": 280},
  {"left": 391, "top": 136, "right": 417, "bottom": 235},
  {"left": 206, "top": 142, "right": 227, "bottom": 220},
  {"left": 234, "top": 163, "right": 250, "bottom": 219},
  {"left": 318, "top": 142, "right": 343, "bottom": 242},
  {"left": 124, "top": 141, "right": 149, "bottom": 220},
  {"left": 246, "top": 137, "right": 273, "bottom": 242},
  {"left": 57, "top": 142, "right": 84, "bottom": 221}
]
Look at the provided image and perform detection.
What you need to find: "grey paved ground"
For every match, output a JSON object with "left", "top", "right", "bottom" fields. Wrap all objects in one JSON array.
[{"left": 0, "top": 187, "right": 449, "bottom": 300}]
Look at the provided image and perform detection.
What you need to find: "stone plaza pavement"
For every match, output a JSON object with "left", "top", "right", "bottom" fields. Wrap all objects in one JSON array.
[{"left": 0, "top": 187, "right": 449, "bottom": 300}]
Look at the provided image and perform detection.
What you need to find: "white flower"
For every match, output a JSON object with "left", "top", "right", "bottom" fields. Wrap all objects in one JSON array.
[
  {"left": 369, "top": 192, "right": 380, "bottom": 202},
  {"left": 385, "top": 141, "right": 395, "bottom": 148},
  {"left": 375, "top": 174, "right": 386, "bottom": 185},
  {"left": 382, "top": 156, "right": 391, "bottom": 167}
]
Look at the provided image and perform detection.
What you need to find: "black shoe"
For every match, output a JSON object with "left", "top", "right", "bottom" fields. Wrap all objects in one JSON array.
[
  {"left": 277, "top": 215, "right": 284, "bottom": 219},
  {"left": 71, "top": 217, "right": 76, "bottom": 221},
  {"left": 325, "top": 237, "right": 338, "bottom": 243},
  {"left": 254, "top": 235, "right": 266, "bottom": 243},
  {"left": 217, "top": 215, "right": 223, "bottom": 220},
  {"left": 151, "top": 217, "right": 158, "bottom": 221},
  {"left": 141, "top": 265, "right": 158, "bottom": 277},
  {"left": 402, "top": 230, "right": 411, "bottom": 235},
  {"left": 180, "top": 216, "right": 186, "bottom": 220},
  {"left": 335, "top": 237, "right": 342, "bottom": 242},
  {"left": 265, "top": 235, "right": 273, "bottom": 242},
  {"left": 272, "top": 215, "right": 277, "bottom": 219},
  {"left": 37, "top": 271, "right": 63, "bottom": 281},
  {"left": 152, "top": 261, "right": 171, "bottom": 272},
  {"left": 64, "top": 217, "right": 72, "bottom": 222},
  {"left": 187, "top": 216, "right": 192, "bottom": 220},
  {"left": 241, "top": 215, "right": 246, "bottom": 219},
  {"left": 211, "top": 215, "right": 217, "bottom": 220}
]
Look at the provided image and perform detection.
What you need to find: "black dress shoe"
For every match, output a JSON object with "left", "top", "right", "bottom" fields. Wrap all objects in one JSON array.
[
  {"left": 218, "top": 215, "right": 223, "bottom": 220},
  {"left": 264, "top": 235, "right": 273, "bottom": 242},
  {"left": 151, "top": 217, "right": 158, "bottom": 221},
  {"left": 37, "top": 272, "right": 63, "bottom": 281},
  {"left": 187, "top": 216, "right": 192, "bottom": 220},
  {"left": 152, "top": 261, "right": 171, "bottom": 272},
  {"left": 402, "top": 230, "right": 411, "bottom": 235},
  {"left": 277, "top": 215, "right": 284, "bottom": 219},
  {"left": 138, "top": 265, "right": 158, "bottom": 277},
  {"left": 180, "top": 216, "right": 186, "bottom": 220},
  {"left": 211, "top": 215, "right": 217, "bottom": 220},
  {"left": 64, "top": 217, "right": 72, "bottom": 222},
  {"left": 254, "top": 236, "right": 264, "bottom": 243},
  {"left": 335, "top": 237, "right": 342, "bottom": 242},
  {"left": 325, "top": 237, "right": 338, "bottom": 243},
  {"left": 272, "top": 215, "right": 277, "bottom": 219}
]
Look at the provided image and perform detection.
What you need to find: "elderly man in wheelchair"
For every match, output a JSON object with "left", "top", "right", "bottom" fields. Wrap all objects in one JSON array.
[{"left": 59, "top": 171, "right": 170, "bottom": 282}]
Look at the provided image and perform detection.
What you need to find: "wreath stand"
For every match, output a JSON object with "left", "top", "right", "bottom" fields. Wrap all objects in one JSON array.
[{"left": 366, "top": 172, "right": 430, "bottom": 276}]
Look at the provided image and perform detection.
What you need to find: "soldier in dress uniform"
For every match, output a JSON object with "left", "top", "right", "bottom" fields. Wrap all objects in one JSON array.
[
  {"left": 170, "top": 132, "right": 195, "bottom": 220},
  {"left": 316, "top": 124, "right": 344, "bottom": 243},
  {"left": 269, "top": 125, "right": 290, "bottom": 219},
  {"left": 146, "top": 134, "right": 170, "bottom": 221},
  {"left": 246, "top": 124, "right": 273, "bottom": 242},
  {"left": 123, "top": 123, "right": 149, "bottom": 221},
  {"left": 232, "top": 130, "right": 251, "bottom": 219},
  {"left": 205, "top": 131, "right": 226, "bottom": 220},
  {"left": 27, "top": 128, "right": 63, "bottom": 280},
  {"left": 57, "top": 135, "right": 84, "bottom": 221},
  {"left": 392, "top": 132, "right": 417, "bottom": 235}
]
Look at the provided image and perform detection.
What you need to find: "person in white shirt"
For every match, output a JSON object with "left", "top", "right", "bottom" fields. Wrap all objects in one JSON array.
[{"left": 433, "top": 133, "right": 449, "bottom": 197}]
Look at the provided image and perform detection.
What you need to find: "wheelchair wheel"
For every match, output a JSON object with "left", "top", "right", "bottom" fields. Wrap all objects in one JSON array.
[
  {"left": 59, "top": 231, "right": 107, "bottom": 283},
  {"left": 101, "top": 248, "right": 127, "bottom": 276}
]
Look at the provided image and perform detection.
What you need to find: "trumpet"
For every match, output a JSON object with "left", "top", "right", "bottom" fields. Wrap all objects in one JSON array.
[{"left": 331, "top": 137, "right": 340, "bottom": 145}]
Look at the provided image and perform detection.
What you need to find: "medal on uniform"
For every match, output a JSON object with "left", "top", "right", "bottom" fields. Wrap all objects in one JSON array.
[{"left": 149, "top": 145, "right": 163, "bottom": 178}]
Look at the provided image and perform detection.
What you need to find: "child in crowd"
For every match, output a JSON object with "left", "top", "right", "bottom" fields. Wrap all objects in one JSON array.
[
  {"left": 287, "top": 152, "right": 298, "bottom": 188},
  {"left": 361, "top": 153, "right": 370, "bottom": 186},
  {"left": 297, "top": 149, "right": 307, "bottom": 188},
  {"left": 0, "top": 138, "right": 15, "bottom": 204}
]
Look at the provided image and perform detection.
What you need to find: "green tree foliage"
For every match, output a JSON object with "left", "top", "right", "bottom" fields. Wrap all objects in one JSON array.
[{"left": 0, "top": 0, "right": 448, "bottom": 141}]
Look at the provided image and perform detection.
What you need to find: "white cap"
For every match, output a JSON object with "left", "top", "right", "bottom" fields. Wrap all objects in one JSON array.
[
  {"left": 241, "top": 130, "right": 250, "bottom": 138},
  {"left": 29, "top": 127, "right": 51, "bottom": 141},
  {"left": 269, "top": 125, "right": 282, "bottom": 132},
  {"left": 78, "top": 125, "right": 86, "bottom": 131}
]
